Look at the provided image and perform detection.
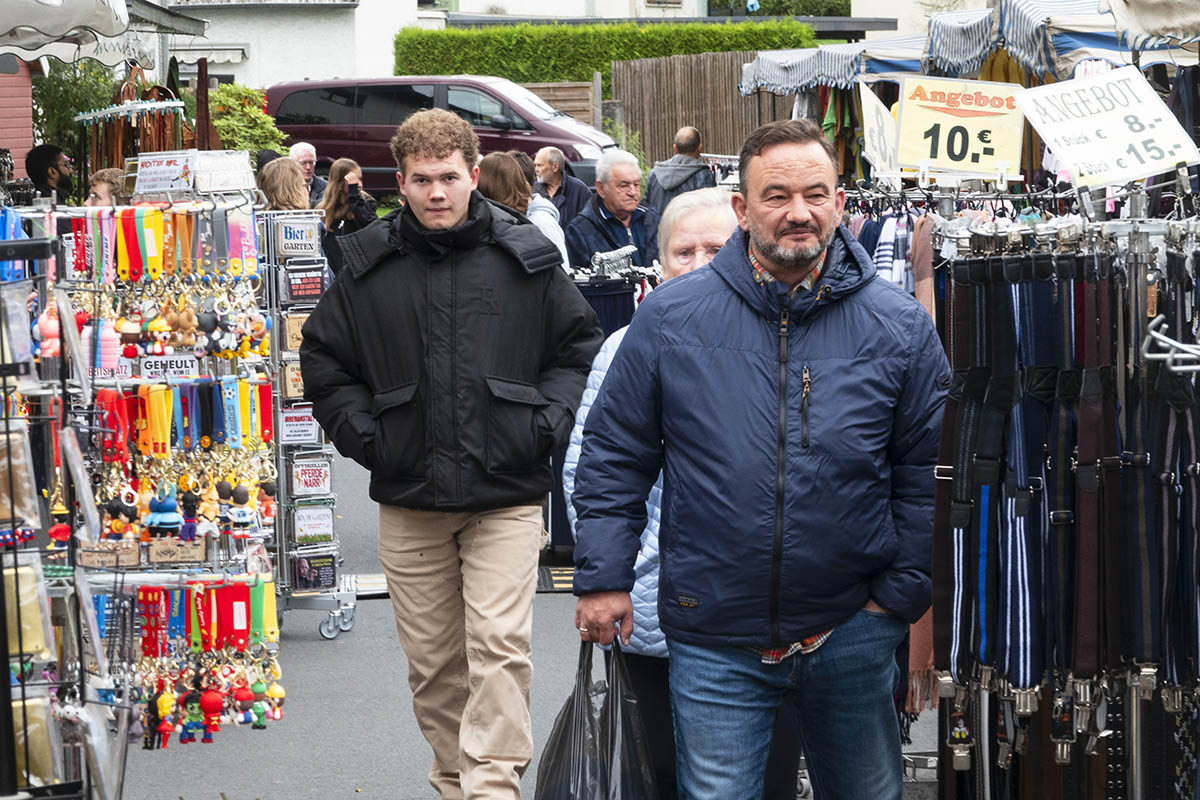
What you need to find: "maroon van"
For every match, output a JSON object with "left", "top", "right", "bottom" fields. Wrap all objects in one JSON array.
[{"left": 266, "top": 75, "right": 615, "bottom": 196}]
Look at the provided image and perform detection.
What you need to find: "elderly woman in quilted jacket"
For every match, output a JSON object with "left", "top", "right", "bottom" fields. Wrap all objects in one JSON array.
[{"left": 562, "top": 187, "right": 803, "bottom": 800}]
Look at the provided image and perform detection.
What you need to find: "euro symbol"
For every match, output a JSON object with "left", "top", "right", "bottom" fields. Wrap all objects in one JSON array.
[
  {"left": 1095, "top": 129, "right": 1106, "bottom": 140},
  {"left": 978, "top": 130, "right": 992, "bottom": 144},
  {"left": 1116, "top": 158, "right": 1126, "bottom": 169}
]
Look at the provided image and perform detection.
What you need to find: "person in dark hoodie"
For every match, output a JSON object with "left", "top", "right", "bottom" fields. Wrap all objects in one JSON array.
[
  {"left": 644, "top": 126, "right": 716, "bottom": 215},
  {"left": 300, "top": 108, "right": 602, "bottom": 799}
]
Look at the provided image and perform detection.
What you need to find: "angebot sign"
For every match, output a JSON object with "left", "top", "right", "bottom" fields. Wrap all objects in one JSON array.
[
  {"left": 1014, "top": 65, "right": 1200, "bottom": 189},
  {"left": 897, "top": 76, "right": 1024, "bottom": 177}
]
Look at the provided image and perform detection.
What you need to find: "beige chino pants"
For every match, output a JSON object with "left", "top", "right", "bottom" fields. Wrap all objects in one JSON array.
[{"left": 378, "top": 503, "right": 543, "bottom": 800}]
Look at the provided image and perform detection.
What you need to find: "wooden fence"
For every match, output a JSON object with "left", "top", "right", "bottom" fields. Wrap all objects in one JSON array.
[
  {"left": 522, "top": 81, "right": 598, "bottom": 127},
  {"left": 611, "top": 51, "right": 797, "bottom": 164}
]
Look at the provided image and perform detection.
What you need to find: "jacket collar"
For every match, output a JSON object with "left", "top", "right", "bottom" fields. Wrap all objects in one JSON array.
[
  {"left": 592, "top": 194, "right": 647, "bottom": 225},
  {"left": 339, "top": 192, "right": 561, "bottom": 278},
  {"left": 709, "top": 226, "right": 876, "bottom": 322}
]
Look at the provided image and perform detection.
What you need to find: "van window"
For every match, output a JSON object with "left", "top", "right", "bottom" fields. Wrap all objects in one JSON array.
[
  {"left": 275, "top": 87, "right": 357, "bottom": 125},
  {"left": 358, "top": 84, "right": 435, "bottom": 126},
  {"left": 447, "top": 86, "right": 504, "bottom": 127}
]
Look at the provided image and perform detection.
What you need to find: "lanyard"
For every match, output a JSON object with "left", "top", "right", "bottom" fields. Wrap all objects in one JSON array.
[
  {"left": 211, "top": 380, "right": 226, "bottom": 446},
  {"left": 172, "top": 384, "right": 185, "bottom": 450},
  {"left": 148, "top": 384, "right": 172, "bottom": 459},
  {"left": 211, "top": 206, "right": 229, "bottom": 274},
  {"left": 135, "top": 385, "right": 153, "bottom": 457},
  {"left": 257, "top": 383, "right": 274, "bottom": 444},
  {"left": 167, "top": 589, "right": 186, "bottom": 642},
  {"left": 162, "top": 209, "right": 176, "bottom": 277},
  {"left": 181, "top": 382, "right": 200, "bottom": 452},
  {"left": 143, "top": 209, "right": 163, "bottom": 280},
  {"left": 239, "top": 379, "right": 253, "bottom": 443},
  {"left": 198, "top": 382, "right": 215, "bottom": 449},
  {"left": 175, "top": 210, "right": 194, "bottom": 276},
  {"left": 72, "top": 217, "right": 87, "bottom": 274},
  {"left": 248, "top": 580, "right": 265, "bottom": 645},
  {"left": 215, "top": 583, "right": 250, "bottom": 650},
  {"left": 221, "top": 376, "right": 242, "bottom": 449}
]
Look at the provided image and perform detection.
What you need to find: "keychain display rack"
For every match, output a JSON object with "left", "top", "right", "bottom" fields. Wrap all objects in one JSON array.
[
  {"left": 0, "top": 168, "right": 319, "bottom": 798},
  {"left": 256, "top": 209, "right": 356, "bottom": 639}
]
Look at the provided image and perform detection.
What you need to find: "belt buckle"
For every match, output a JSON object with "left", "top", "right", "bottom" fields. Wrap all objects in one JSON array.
[{"left": 934, "top": 465, "right": 955, "bottom": 481}]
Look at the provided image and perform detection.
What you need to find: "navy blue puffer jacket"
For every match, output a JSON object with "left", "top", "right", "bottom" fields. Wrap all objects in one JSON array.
[{"left": 572, "top": 225, "right": 950, "bottom": 647}]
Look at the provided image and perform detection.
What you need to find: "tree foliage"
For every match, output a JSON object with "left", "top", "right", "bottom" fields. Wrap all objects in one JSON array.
[
  {"left": 395, "top": 20, "right": 816, "bottom": 97},
  {"left": 31, "top": 61, "right": 115, "bottom": 163},
  {"left": 209, "top": 84, "right": 286, "bottom": 154}
]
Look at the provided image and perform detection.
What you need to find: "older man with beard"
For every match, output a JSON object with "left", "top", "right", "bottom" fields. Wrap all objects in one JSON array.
[{"left": 570, "top": 119, "right": 950, "bottom": 800}]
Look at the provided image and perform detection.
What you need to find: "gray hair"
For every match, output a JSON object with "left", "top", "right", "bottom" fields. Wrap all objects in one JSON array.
[
  {"left": 537, "top": 146, "right": 565, "bottom": 170},
  {"left": 289, "top": 142, "right": 316, "bottom": 160},
  {"left": 596, "top": 149, "right": 640, "bottom": 186},
  {"left": 658, "top": 187, "right": 735, "bottom": 253}
]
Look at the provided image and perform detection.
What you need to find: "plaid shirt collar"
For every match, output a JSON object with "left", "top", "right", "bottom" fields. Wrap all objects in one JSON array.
[{"left": 749, "top": 245, "right": 826, "bottom": 296}]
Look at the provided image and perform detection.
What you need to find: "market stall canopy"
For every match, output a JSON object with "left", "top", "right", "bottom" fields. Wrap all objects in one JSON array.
[
  {"left": 739, "top": 34, "right": 926, "bottom": 94},
  {"left": 0, "top": 0, "right": 204, "bottom": 67},
  {"left": 924, "top": 8, "right": 996, "bottom": 76},
  {"left": 0, "top": 0, "right": 128, "bottom": 49},
  {"left": 1098, "top": 0, "right": 1200, "bottom": 50},
  {"left": 925, "top": 0, "right": 1198, "bottom": 79},
  {"left": 1046, "top": 14, "right": 1198, "bottom": 77}
]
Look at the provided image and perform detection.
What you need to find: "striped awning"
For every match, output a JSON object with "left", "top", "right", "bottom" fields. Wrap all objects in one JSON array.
[
  {"left": 925, "top": 8, "right": 997, "bottom": 76},
  {"left": 998, "top": 0, "right": 1098, "bottom": 76},
  {"left": 739, "top": 34, "right": 926, "bottom": 94}
]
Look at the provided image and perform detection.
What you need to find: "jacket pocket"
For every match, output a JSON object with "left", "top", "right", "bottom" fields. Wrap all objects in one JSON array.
[
  {"left": 371, "top": 381, "right": 425, "bottom": 479},
  {"left": 485, "top": 376, "right": 549, "bottom": 474}
]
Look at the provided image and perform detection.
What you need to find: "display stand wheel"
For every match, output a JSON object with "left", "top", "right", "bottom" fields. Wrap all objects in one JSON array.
[
  {"left": 338, "top": 603, "right": 356, "bottom": 632},
  {"left": 319, "top": 614, "right": 340, "bottom": 640}
]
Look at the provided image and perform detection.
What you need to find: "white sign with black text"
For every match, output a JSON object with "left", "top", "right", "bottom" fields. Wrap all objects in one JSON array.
[
  {"left": 1014, "top": 65, "right": 1200, "bottom": 189},
  {"left": 279, "top": 406, "right": 320, "bottom": 445}
]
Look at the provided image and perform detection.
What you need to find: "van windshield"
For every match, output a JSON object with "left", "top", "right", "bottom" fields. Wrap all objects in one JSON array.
[{"left": 483, "top": 78, "right": 567, "bottom": 121}]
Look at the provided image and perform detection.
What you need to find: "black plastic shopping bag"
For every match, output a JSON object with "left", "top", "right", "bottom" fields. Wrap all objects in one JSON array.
[{"left": 534, "top": 641, "right": 659, "bottom": 799}]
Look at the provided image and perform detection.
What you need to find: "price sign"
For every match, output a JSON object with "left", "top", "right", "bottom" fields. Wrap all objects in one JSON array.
[
  {"left": 1014, "top": 65, "right": 1200, "bottom": 189},
  {"left": 897, "top": 76, "right": 1024, "bottom": 176},
  {"left": 860, "top": 82, "right": 898, "bottom": 177}
]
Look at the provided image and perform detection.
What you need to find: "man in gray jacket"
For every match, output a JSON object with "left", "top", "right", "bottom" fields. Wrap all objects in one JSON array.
[{"left": 644, "top": 126, "right": 717, "bottom": 215}]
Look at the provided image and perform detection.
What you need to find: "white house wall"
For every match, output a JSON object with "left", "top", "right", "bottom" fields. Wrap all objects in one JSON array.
[{"left": 169, "top": 0, "right": 419, "bottom": 88}]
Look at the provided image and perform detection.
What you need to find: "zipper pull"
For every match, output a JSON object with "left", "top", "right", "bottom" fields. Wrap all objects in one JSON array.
[{"left": 801, "top": 366, "right": 811, "bottom": 448}]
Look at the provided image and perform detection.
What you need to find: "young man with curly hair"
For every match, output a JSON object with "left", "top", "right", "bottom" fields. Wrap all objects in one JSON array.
[{"left": 300, "top": 109, "right": 602, "bottom": 799}]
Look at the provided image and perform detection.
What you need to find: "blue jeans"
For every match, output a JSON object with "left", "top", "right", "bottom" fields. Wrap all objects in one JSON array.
[{"left": 667, "top": 609, "right": 907, "bottom": 800}]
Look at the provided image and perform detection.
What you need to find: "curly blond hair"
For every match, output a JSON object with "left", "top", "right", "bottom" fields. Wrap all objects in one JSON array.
[{"left": 389, "top": 109, "right": 479, "bottom": 174}]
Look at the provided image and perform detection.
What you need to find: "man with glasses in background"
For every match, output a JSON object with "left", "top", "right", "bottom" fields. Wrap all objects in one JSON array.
[{"left": 289, "top": 142, "right": 327, "bottom": 208}]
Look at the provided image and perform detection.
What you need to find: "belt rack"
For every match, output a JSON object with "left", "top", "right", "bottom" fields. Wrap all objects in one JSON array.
[{"left": 886, "top": 174, "right": 1200, "bottom": 799}]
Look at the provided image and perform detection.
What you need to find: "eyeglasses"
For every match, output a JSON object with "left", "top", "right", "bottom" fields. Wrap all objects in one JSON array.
[{"left": 296, "top": 159, "right": 316, "bottom": 167}]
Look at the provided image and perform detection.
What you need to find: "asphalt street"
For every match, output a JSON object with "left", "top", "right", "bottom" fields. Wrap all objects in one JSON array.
[{"left": 122, "top": 454, "right": 937, "bottom": 799}]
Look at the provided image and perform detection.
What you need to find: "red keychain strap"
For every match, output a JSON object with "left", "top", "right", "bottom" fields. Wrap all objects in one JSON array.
[
  {"left": 215, "top": 584, "right": 250, "bottom": 650},
  {"left": 257, "top": 383, "right": 274, "bottom": 444}
]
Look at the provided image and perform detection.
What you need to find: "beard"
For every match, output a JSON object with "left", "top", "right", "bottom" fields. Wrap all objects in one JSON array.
[
  {"left": 747, "top": 216, "right": 834, "bottom": 271},
  {"left": 55, "top": 173, "right": 73, "bottom": 198}
]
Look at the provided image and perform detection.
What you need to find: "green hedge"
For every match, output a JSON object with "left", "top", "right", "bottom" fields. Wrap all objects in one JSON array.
[{"left": 394, "top": 20, "right": 816, "bottom": 97}]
